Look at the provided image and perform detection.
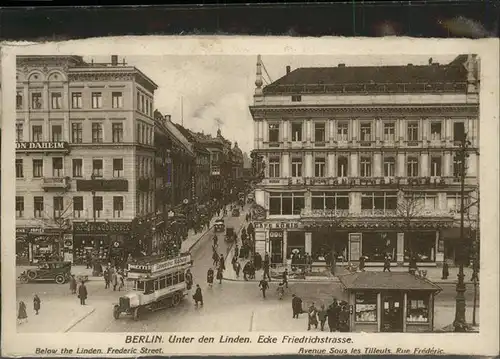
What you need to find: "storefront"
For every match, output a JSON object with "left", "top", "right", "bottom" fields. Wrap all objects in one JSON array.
[
  {"left": 16, "top": 227, "right": 62, "bottom": 264},
  {"left": 339, "top": 271, "right": 441, "bottom": 333},
  {"left": 72, "top": 221, "right": 131, "bottom": 265}
]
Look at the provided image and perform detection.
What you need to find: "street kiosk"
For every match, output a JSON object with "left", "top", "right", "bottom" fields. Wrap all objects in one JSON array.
[{"left": 338, "top": 271, "right": 441, "bottom": 333}]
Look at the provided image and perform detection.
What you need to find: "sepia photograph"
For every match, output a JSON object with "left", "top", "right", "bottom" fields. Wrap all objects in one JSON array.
[{"left": 1, "top": 37, "right": 498, "bottom": 357}]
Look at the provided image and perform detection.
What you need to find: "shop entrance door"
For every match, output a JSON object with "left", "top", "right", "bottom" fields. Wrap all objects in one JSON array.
[
  {"left": 270, "top": 238, "right": 283, "bottom": 264},
  {"left": 381, "top": 292, "right": 404, "bottom": 332}
]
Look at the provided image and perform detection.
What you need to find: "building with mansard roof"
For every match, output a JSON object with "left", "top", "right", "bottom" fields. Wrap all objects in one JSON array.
[{"left": 249, "top": 55, "right": 479, "bottom": 267}]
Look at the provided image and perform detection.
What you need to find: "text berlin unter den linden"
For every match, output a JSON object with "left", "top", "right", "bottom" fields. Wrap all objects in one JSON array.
[{"left": 34, "top": 334, "right": 444, "bottom": 355}]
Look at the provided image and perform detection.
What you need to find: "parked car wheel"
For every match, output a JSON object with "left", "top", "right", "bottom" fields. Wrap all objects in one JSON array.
[
  {"left": 171, "top": 292, "right": 181, "bottom": 307},
  {"left": 27, "top": 270, "right": 37, "bottom": 280},
  {"left": 133, "top": 307, "right": 141, "bottom": 321},
  {"left": 113, "top": 305, "right": 121, "bottom": 320},
  {"left": 55, "top": 274, "right": 65, "bottom": 284}
]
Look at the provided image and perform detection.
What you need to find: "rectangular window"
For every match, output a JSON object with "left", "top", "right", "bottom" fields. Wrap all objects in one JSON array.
[
  {"left": 362, "top": 192, "right": 397, "bottom": 213},
  {"left": 71, "top": 92, "right": 82, "bottom": 109},
  {"left": 291, "top": 95, "right": 301, "bottom": 102},
  {"left": 137, "top": 93, "right": 141, "bottom": 110},
  {"left": 53, "top": 196, "right": 64, "bottom": 218},
  {"left": 31, "top": 92, "right": 42, "bottom": 109},
  {"left": 360, "top": 123, "right": 372, "bottom": 141},
  {"left": 337, "top": 123, "right": 348, "bottom": 141},
  {"left": 355, "top": 292, "right": 377, "bottom": 322},
  {"left": 453, "top": 157, "right": 463, "bottom": 179},
  {"left": 314, "top": 122, "right": 325, "bottom": 142},
  {"left": 93, "top": 196, "right": 103, "bottom": 218},
  {"left": 113, "top": 196, "right": 124, "bottom": 218},
  {"left": 71, "top": 123, "right": 83, "bottom": 143},
  {"left": 407, "top": 157, "right": 419, "bottom": 177},
  {"left": 91, "top": 123, "right": 103, "bottom": 143},
  {"left": 291, "top": 123, "right": 302, "bottom": 142},
  {"left": 33, "top": 159, "right": 43, "bottom": 178},
  {"left": 360, "top": 156, "right": 372, "bottom": 177},
  {"left": 291, "top": 157, "right": 303, "bottom": 177},
  {"left": 337, "top": 156, "right": 348, "bottom": 177},
  {"left": 51, "top": 92, "right": 62, "bottom": 109},
  {"left": 51, "top": 125, "right": 63, "bottom": 142},
  {"left": 406, "top": 293, "right": 430, "bottom": 323},
  {"left": 407, "top": 122, "right": 419, "bottom": 141},
  {"left": 16, "top": 123, "right": 23, "bottom": 142},
  {"left": 32, "top": 125, "right": 43, "bottom": 142},
  {"left": 384, "top": 123, "right": 395, "bottom": 141},
  {"left": 16, "top": 196, "right": 24, "bottom": 217},
  {"left": 16, "top": 91, "right": 23, "bottom": 109},
  {"left": 91, "top": 92, "right": 102, "bottom": 109},
  {"left": 72, "top": 159, "right": 83, "bottom": 178},
  {"left": 112, "top": 123, "right": 123, "bottom": 143},
  {"left": 141, "top": 95, "right": 145, "bottom": 113},
  {"left": 453, "top": 122, "right": 465, "bottom": 142},
  {"left": 268, "top": 157, "right": 280, "bottom": 178},
  {"left": 447, "top": 193, "right": 461, "bottom": 212},
  {"left": 52, "top": 157, "right": 63, "bottom": 177},
  {"left": 92, "top": 159, "right": 103, "bottom": 177},
  {"left": 145, "top": 99, "right": 149, "bottom": 115},
  {"left": 73, "top": 196, "right": 83, "bottom": 218},
  {"left": 311, "top": 192, "right": 349, "bottom": 210},
  {"left": 383, "top": 157, "right": 395, "bottom": 177},
  {"left": 268, "top": 123, "right": 279, "bottom": 143},
  {"left": 430, "top": 122, "right": 442, "bottom": 140},
  {"left": 431, "top": 157, "right": 442, "bottom": 176},
  {"left": 314, "top": 157, "right": 326, "bottom": 177},
  {"left": 269, "top": 192, "right": 305, "bottom": 215},
  {"left": 34, "top": 196, "right": 44, "bottom": 218},
  {"left": 112, "top": 92, "right": 123, "bottom": 108},
  {"left": 16, "top": 159, "right": 24, "bottom": 178},
  {"left": 113, "top": 158, "right": 123, "bottom": 177}
]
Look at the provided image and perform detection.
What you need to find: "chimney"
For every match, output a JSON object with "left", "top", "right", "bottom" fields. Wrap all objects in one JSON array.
[
  {"left": 111, "top": 55, "right": 118, "bottom": 66},
  {"left": 165, "top": 115, "right": 171, "bottom": 122},
  {"left": 286, "top": 65, "right": 291, "bottom": 74},
  {"left": 338, "top": 63, "right": 345, "bottom": 67},
  {"left": 407, "top": 63, "right": 413, "bottom": 66}
]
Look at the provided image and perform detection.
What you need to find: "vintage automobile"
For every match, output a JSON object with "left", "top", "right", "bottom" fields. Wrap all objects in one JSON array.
[
  {"left": 232, "top": 208, "right": 240, "bottom": 217},
  {"left": 225, "top": 227, "right": 237, "bottom": 242},
  {"left": 18, "top": 261, "right": 72, "bottom": 284},
  {"left": 214, "top": 219, "right": 225, "bottom": 232}
]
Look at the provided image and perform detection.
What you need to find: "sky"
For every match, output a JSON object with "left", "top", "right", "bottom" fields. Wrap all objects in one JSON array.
[{"left": 85, "top": 54, "right": 458, "bottom": 153}]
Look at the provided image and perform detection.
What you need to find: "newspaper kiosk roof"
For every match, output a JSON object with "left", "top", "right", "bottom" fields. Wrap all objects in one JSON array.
[{"left": 338, "top": 272, "right": 441, "bottom": 292}]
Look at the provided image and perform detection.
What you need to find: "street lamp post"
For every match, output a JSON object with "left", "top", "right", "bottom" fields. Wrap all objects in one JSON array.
[{"left": 453, "top": 134, "right": 471, "bottom": 332}]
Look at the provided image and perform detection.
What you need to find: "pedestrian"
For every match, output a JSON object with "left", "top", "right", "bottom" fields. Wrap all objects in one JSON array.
[
  {"left": 259, "top": 277, "right": 269, "bottom": 298},
  {"left": 103, "top": 267, "right": 110, "bottom": 288},
  {"left": 338, "top": 301, "right": 350, "bottom": 332},
  {"left": 263, "top": 254, "right": 271, "bottom": 281},
  {"left": 327, "top": 298, "right": 339, "bottom": 332},
  {"left": 291, "top": 294, "right": 303, "bottom": 319},
  {"left": 207, "top": 268, "right": 214, "bottom": 287},
  {"left": 112, "top": 270, "right": 118, "bottom": 291},
  {"left": 78, "top": 281, "right": 88, "bottom": 305},
  {"left": 185, "top": 269, "right": 193, "bottom": 290},
  {"left": 33, "top": 294, "right": 41, "bottom": 315},
  {"left": 307, "top": 302, "right": 319, "bottom": 330},
  {"left": 318, "top": 304, "right": 328, "bottom": 331},
  {"left": 243, "top": 261, "right": 251, "bottom": 281},
  {"left": 409, "top": 255, "right": 418, "bottom": 275},
  {"left": 442, "top": 261, "right": 449, "bottom": 280},
  {"left": 359, "top": 255, "right": 366, "bottom": 272},
  {"left": 219, "top": 254, "right": 226, "bottom": 271},
  {"left": 17, "top": 301, "right": 28, "bottom": 325},
  {"left": 193, "top": 284, "right": 203, "bottom": 306},
  {"left": 212, "top": 251, "right": 219, "bottom": 267},
  {"left": 282, "top": 268, "right": 289, "bottom": 288},
  {"left": 235, "top": 261, "right": 241, "bottom": 278},
  {"left": 383, "top": 255, "right": 391, "bottom": 272},
  {"left": 234, "top": 244, "right": 239, "bottom": 259},
  {"left": 117, "top": 271, "right": 125, "bottom": 291},
  {"left": 69, "top": 274, "right": 77, "bottom": 294},
  {"left": 277, "top": 281, "right": 285, "bottom": 300},
  {"left": 216, "top": 266, "right": 223, "bottom": 284}
]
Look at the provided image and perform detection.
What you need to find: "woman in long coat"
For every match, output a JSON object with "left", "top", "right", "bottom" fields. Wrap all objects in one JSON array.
[
  {"left": 207, "top": 268, "right": 214, "bottom": 287},
  {"left": 18, "top": 301, "right": 27, "bottom": 324},
  {"left": 307, "top": 302, "right": 319, "bottom": 330},
  {"left": 192, "top": 284, "right": 203, "bottom": 306},
  {"left": 33, "top": 294, "right": 41, "bottom": 315},
  {"left": 216, "top": 267, "right": 223, "bottom": 284},
  {"left": 69, "top": 275, "right": 77, "bottom": 294}
]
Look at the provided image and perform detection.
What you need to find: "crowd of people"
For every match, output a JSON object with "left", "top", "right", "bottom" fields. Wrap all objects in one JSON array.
[{"left": 292, "top": 295, "right": 350, "bottom": 332}]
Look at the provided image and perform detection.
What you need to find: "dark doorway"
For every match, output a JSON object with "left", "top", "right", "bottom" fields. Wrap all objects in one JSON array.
[
  {"left": 381, "top": 292, "right": 404, "bottom": 332},
  {"left": 270, "top": 238, "right": 283, "bottom": 264}
]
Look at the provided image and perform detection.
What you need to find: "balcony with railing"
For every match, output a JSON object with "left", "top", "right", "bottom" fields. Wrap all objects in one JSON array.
[{"left": 41, "top": 177, "right": 70, "bottom": 191}]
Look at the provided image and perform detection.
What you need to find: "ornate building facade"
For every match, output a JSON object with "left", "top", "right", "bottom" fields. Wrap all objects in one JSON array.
[
  {"left": 249, "top": 55, "right": 480, "bottom": 267},
  {"left": 15, "top": 55, "right": 159, "bottom": 264}
]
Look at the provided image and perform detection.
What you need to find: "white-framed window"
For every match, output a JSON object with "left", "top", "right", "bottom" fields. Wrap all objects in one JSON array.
[
  {"left": 337, "top": 156, "right": 348, "bottom": 177},
  {"left": 91, "top": 92, "right": 102, "bottom": 109},
  {"left": 311, "top": 191, "right": 349, "bottom": 210},
  {"left": 291, "top": 123, "right": 302, "bottom": 142},
  {"left": 410, "top": 192, "right": 438, "bottom": 210},
  {"left": 51, "top": 125, "right": 63, "bottom": 142},
  {"left": 361, "top": 192, "right": 398, "bottom": 213},
  {"left": 431, "top": 157, "right": 442, "bottom": 176},
  {"left": 113, "top": 158, "right": 123, "bottom": 177},
  {"left": 91, "top": 123, "right": 103, "bottom": 143},
  {"left": 360, "top": 156, "right": 372, "bottom": 177},
  {"left": 453, "top": 156, "right": 464, "bottom": 179},
  {"left": 384, "top": 123, "right": 395, "bottom": 141},
  {"left": 360, "top": 123, "right": 372, "bottom": 141},
  {"left": 93, "top": 196, "right": 103, "bottom": 218},
  {"left": 268, "top": 123, "right": 279, "bottom": 143},
  {"left": 430, "top": 122, "right": 442, "bottom": 140},
  {"left": 52, "top": 157, "right": 63, "bottom": 177},
  {"left": 269, "top": 192, "right": 305, "bottom": 215},
  {"left": 34, "top": 196, "right": 44, "bottom": 218},
  {"left": 314, "top": 157, "right": 326, "bottom": 177},
  {"left": 291, "top": 157, "right": 303, "bottom": 177},
  {"left": 268, "top": 156, "right": 280, "bottom": 178},
  {"left": 113, "top": 196, "right": 124, "bottom": 218},
  {"left": 51, "top": 92, "right": 62, "bottom": 109},
  {"left": 16, "top": 159, "right": 24, "bottom": 178},
  {"left": 53, "top": 196, "right": 64, "bottom": 218},
  {"left": 72, "top": 159, "right": 83, "bottom": 177},
  {"left": 112, "top": 92, "right": 123, "bottom": 108},
  {"left": 16, "top": 196, "right": 24, "bottom": 217},
  {"left": 383, "top": 156, "right": 395, "bottom": 177},
  {"left": 16, "top": 123, "right": 23, "bottom": 142},
  {"left": 71, "top": 92, "right": 82, "bottom": 109},
  {"left": 32, "top": 159, "right": 43, "bottom": 178},
  {"left": 407, "top": 157, "right": 419, "bottom": 177},
  {"left": 32, "top": 125, "right": 43, "bottom": 142},
  {"left": 112, "top": 123, "right": 123, "bottom": 143},
  {"left": 407, "top": 122, "right": 419, "bottom": 141},
  {"left": 337, "top": 122, "right": 348, "bottom": 141},
  {"left": 73, "top": 196, "right": 83, "bottom": 218},
  {"left": 314, "top": 122, "right": 326, "bottom": 142},
  {"left": 71, "top": 122, "right": 83, "bottom": 143},
  {"left": 291, "top": 95, "right": 301, "bottom": 102},
  {"left": 92, "top": 159, "right": 103, "bottom": 177}
]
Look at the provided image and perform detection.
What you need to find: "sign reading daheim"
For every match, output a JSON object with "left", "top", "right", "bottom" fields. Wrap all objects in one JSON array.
[
  {"left": 254, "top": 221, "right": 302, "bottom": 229},
  {"left": 16, "top": 141, "right": 69, "bottom": 151}
]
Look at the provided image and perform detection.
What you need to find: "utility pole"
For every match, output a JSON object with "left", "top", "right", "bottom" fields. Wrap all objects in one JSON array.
[{"left": 453, "top": 133, "right": 471, "bottom": 332}]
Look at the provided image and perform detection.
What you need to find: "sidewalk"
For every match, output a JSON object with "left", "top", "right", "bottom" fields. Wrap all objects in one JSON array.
[{"left": 16, "top": 298, "right": 95, "bottom": 333}]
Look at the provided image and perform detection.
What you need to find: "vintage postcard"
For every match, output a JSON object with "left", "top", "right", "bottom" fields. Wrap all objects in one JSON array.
[{"left": 1, "top": 37, "right": 499, "bottom": 356}]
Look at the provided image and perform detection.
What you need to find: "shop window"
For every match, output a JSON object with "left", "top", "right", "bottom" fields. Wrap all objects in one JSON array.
[
  {"left": 404, "top": 232, "right": 436, "bottom": 262},
  {"left": 34, "top": 196, "right": 44, "bottom": 218},
  {"left": 52, "top": 157, "right": 63, "bottom": 177},
  {"left": 154, "top": 279, "right": 159, "bottom": 291},
  {"left": 384, "top": 123, "right": 395, "bottom": 141},
  {"left": 32, "top": 125, "right": 43, "bottom": 142},
  {"left": 33, "top": 159, "right": 43, "bottom": 178},
  {"left": 92, "top": 123, "right": 103, "bottom": 143},
  {"left": 52, "top": 125, "right": 62, "bottom": 142},
  {"left": 291, "top": 95, "right": 301, "bottom": 102},
  {"left": 406, "top": 293, "right": 430, "bottom": 323},
  {"left": 73, "top": 196, "right": 83, "bottom": 218},
  {"left": 72, "top": 159, "right": 83, "bottom": 178},
  {"left": 16, "top": 123, "right": 23, "bottom": 142},
  {"left": 291, "top": 123, "right": 302, "bottom": 142},
  {"left": 337, "top": 156, "right": 348, "bottom": 177},
  {"left": 51, "top": 92, "right": 62, "bottom": 109},
  {"left": 430, "top": 122, "right": 442, "bottom": 140},
  {"left": 71, "top": 92, "right": 82, "bottom": 109},
  {"left": 93, "top": 196, "right": 103, "bottom": 218},
  {"left": 337, "top": 123, "right": 348, "bottom": 141},
  {"left": 453, "top": 122, "right": 465, "bottom": 142},
  {"left": 291, "top": 157, "right": 302, "bottom": 177},
  {"left": 355, "top": 292, "right": 377, "bottom": 322},
  {"left": 314, "top": 157, "right": 326, "bottom": 177},
  {"left": 112, "top": 123, "right": 123, "bottom": 143},
  {"left": 92, "top": 159, "right": 103, "bottom": 177},
  {"left": 91, "top": 92, "right": 102, "bottom": 109},
  {"left": 269, "top": 192, "right": 304, "bottom": 215},
  {"left": 430, "top": 157, "right": 442, "bottom": 176},
  {"left": 362, "top": 232, "right": 397, "bottom": 262},
  {"left": 314, "top": 122, "right": 325, "bottom": 143},
  {"left": 311, "top": 231, "right": 349, "bottom": 261},
  {"left": 71, "top": 123, "right": 83, "bottom": 143},
  {"left": 286, "top": 232, "right": 305, "bottom": 259},
  {"left": 16, "top": 196, "right": 24, "bottom": 217},
  {"left": 268, "top": 123, "right": 279, "bottom": 143},
  {"left": 16, "top": 159, "right": 24, "bottom": 178},
  {"left": 113, "top": 158, "right": 123, "bottom": 177},
  {"left": 113, "top": 196, "right": 123, "bottom": 218},
  {"left": 383, "top": 157, "right": 395, "bottom": 177}
]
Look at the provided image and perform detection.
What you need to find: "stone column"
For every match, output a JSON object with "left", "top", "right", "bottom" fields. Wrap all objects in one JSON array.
[
  {"left": 328, "top": 153, "right": 336, "bottom": 177},
  {"left": 444, "top": 152, "right": 452, "bottom": 176},
  {"left": 305, "top": 190, "right": 311, "bottom": 210},
  {"left": 306, "top": 119, "right": 312, "bottom": 142},
  {"left": 305, "top": 232, "right": 312, "bottom": 255},
  {"left": 420, "top": 152, "right": 429, "bottom": 177},
  {"left": 397, "top": 153, "right": 406, "bottom": 177},
  {"left": 375, "top": 118, "right": 382, "bottom": 144},
  {"left": 397, "top": 232, "right": 404, "bottom": 264},
  {"left": 254, "top": 121, "right": 259, "bottom": 149},
  {"left": 329, "top": 119, "right": 335, "bottom": 145},
  {"left": 422, "top": 118, "right": 428, "bottom": 142},
  {"left": 305, "top": 152, "right": 313, "bottom": 177},
  {"left": 282, "top": 152, "right": 290, "bottom": 178},
  {"left": 350, "top": 153, "right": 358, "bottom": 177},
  {"left": 283, "top": 230, "right": 288, "bottom": 264},
  {"left": 467, "top": 153, "right": 477, "bottom": 177},
  {"left": 373, "top": 153, "right": 382, "bottom": 177}
]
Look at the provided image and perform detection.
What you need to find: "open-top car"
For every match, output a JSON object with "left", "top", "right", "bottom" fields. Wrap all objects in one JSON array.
[
  {"left": 214, "top": 219, "right": 225, "bottom": 232},
  {"left": 18, "top": 261, "right": 72, "bottom": 284}
]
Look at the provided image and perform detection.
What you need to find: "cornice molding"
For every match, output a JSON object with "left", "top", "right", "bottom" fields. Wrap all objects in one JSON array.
[{"left": 68, "top": 72, "right": 134, "bottom": 83}]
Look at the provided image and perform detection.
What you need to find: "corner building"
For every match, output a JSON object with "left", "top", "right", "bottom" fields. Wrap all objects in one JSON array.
[
  {"left": 15, "top": 55, "right": 158, "bottom": 264},
  {"left": 249, "top": 55, "right": 479, "bottom": 267}
]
